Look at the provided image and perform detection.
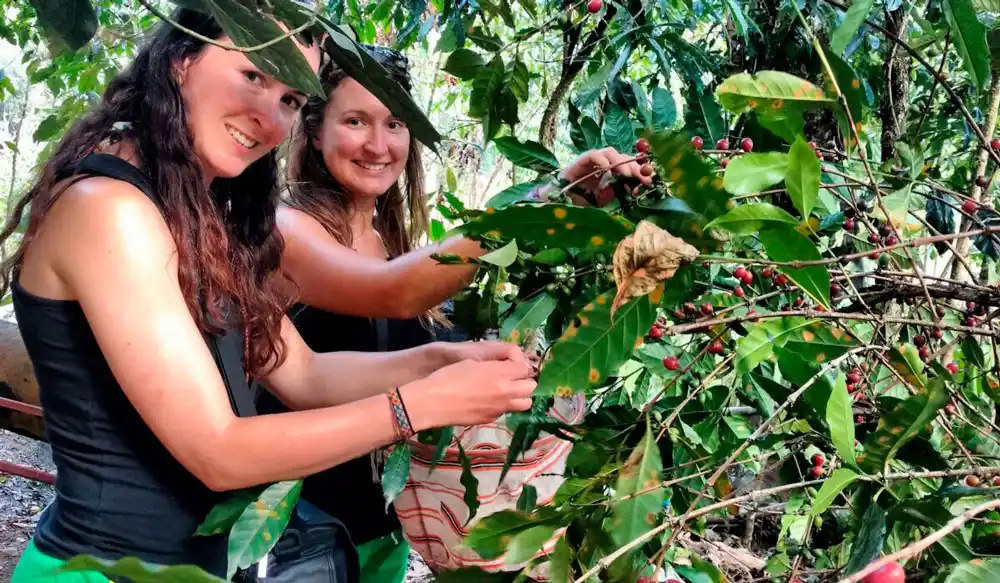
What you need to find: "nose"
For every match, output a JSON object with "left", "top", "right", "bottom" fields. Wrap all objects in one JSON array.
[
  {"left": 363, "top": 126, "right": 390, "bottom": 157},
  {"left": 247, "top": 91, "right": 296, "bottom": 141}
]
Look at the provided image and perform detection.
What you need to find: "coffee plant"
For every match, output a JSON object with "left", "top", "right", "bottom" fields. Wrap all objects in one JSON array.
[{"left": 11, "top": 0, "right": 1000, "bottom": 582}]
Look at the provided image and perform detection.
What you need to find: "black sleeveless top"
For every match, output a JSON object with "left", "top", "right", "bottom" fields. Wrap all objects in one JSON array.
[
  {"left": 257, "top": 304, "right": 433, "bottom": 545},
  {"left": 14, "top": 154, "right": 255, "bottom": 577}
]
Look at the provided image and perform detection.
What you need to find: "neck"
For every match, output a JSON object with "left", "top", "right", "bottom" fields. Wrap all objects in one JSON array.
[{"left": 349, "top": 196, "right": 377, "bottom": 238}]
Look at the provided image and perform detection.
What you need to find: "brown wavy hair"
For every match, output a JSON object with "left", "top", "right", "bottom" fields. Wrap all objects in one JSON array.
[
  {"left": 285, "top": 45, "right": 430, "bottom": 279},
  {"left": 0, "top": 9, "right": 311, "bottom": 376}
]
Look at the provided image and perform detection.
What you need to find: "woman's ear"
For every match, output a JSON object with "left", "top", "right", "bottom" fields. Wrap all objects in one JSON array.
[{"left": 173, "top": 56, "right": 194, "bottom": 87}]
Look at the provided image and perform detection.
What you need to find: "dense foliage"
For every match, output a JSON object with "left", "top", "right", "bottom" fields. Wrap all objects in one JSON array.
[{"left": 9, "top": 0, "right": 1000, "bottom": 581}]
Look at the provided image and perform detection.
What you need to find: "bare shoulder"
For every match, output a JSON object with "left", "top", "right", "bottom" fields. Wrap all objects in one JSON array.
[{"left": 275, "top": 204, "right": 329, "bottom": 239}]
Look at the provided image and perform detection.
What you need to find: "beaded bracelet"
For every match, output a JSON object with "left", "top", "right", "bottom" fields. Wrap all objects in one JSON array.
[{"left": 387, "top": 386, "right": 415, "bottom": 440}]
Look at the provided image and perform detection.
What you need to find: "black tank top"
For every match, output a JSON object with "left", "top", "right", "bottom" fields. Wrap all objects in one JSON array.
[
  {"left": 257, "top": 305, "right": 433, "bottom": 545},
  {"left": 14, "top": 153, "right": 256, "bottom": 577}
]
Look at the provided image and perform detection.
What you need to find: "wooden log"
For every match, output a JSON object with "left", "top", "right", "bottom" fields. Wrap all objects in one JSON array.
[{"left": 0, "top": 319, "right": 45, "bottom": 441}]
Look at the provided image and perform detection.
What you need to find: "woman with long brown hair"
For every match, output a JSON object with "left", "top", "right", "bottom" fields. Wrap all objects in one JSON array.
[
  {"left": 273, "top": 44, "right": 651, "bottom": 581},
  {"left": 1, "top": 11, "right": 535, "bottom": 582}
]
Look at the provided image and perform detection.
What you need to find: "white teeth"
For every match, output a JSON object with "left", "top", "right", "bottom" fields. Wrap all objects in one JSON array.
[
  {"left": 227, "top": 125, "right": 258, "bottom": 149},
  {"left": 355, "top": 161, "right": 388, "bottom": 171}
]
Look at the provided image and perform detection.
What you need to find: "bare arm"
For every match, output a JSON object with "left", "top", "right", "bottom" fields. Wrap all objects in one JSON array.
[
  {"left": 47, "top": 180, "right": 533, "bottom": 492},
  {"left": 277, "top": 206, "right": 480, "bottom": 319}
]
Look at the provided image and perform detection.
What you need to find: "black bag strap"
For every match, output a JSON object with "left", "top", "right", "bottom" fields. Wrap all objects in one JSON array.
[{"left": 374, "top": 318, "right": 389, "bottom": 353}]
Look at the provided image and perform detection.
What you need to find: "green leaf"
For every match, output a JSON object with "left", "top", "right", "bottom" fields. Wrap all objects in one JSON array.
[
  {"left": 382, "top": 442, "right": 411, "bottom": 509},
  {"left": 458, "top": 442, "right": 481, "bottom": 524},
  {"left": 548, "top": 538, "right": 573, "bottom": 582},
  {"left": 444, "top": 48, "right": 485, "bottom": 80},
  {"left": 651, "top": 86, "right": 677, "bottom": 130},
  {"left": 684, "top": 88, "right": 726, "bottom": 145},
  {"left": 479, "top": 240, "right": 518, "bottom": 267},
  {"left": 891, "top": 500, "right": 973, "bottom": 562},
  {"left": 758, "top": 225, "right": 831, "bottom": 309},
  {"left": 611, "top": 421, "right": 665, "bottom": 546},
  {"left": 945, "top": 0, "right": 991, "bottom": 91},
  {"left": 844, "top": 503, "right": 886, "bottom": 575},
  {"left": 195, "top": 488, "right": 263, "bottom": 536},
  {"left": 517, "top": 484, "right": 538, "bottom": 513},
  {"left": 781, "top": 323, "right": 856, "bottom": 363},
  {"left": 464, "top": 509, "right": 560, "bottom": 561},
  {"left": 32, "top": 114, "right": 65, "bottom": 142},
  {"left": 207, "top": 0, "right": 323, "bottom": 97},
  {"left": 830, "top": 0, "right": 874, "bottom": 56},
  {"left": 508, "top": 60, "right": 530, "bottom": 103},
  {"left": 705, "top": 203, "right": 800, "bottom": 235},
  {"left": 826, "top": 50, "right": 864, "bottom": 137},
  {"left": 721, "top": 152, "right": 789, "bottom": 195},
  {"left": 536, "top": 289, "right": 657, "bottom": 396},
  {"left": 786, "top": 138, "right": 820, "bottom": 219},
  {"left": 569, "top": 103, "right": 601, "bottom": 152},
  {"left": 735, "top": 317, "right": 817, "bottom": 375},
  {"left": 926, "top": 195, "right": 958, "bottom": 252},
  {"left": 810, "top": 468, "right": 858, "bottom": 516},
  {"left": 501, "top": 293, "right": 558, "bottom": 343},
  {"left": 826, "top": 372, "right": 856, "bottom": 464},
  {"left": 427, "top": 425, "right": 455, "bottom": 472},
  {"left": 493, "top": 137, "right": 559, "bottom": 173},
  {"left": 946, "top": 559, "right": 1000, "bottom": 582},
  {"left": 506, "top": 523, "right": 559, "bottom": 565},
  {"left": 648, "top": 131, "right": 732, "bottom": 222},
  {"left": 462, "top": 204, "right": 632, "bottom": 252},
  {"left": 28, "top": 0, "right": 97, "bottom": 52},
  {"left": 716, "top": 71, "right": 836, "bottom": 114},
  {"left": 57, "top": 555, "right": 225, "bottom": 583},
  {"left": 859, "top": 379, "right": 949, "bottom": 474},
  {"left": 887, "top": 344, "right": 928, "bottom": 391},
  {"left": 603, "top": 105, "right": 636, "bottom": 154},
  {"left": 674, "top": 555, "right": 728, "bottom": 583},
  {"left": 485, "top": 179, "right": 548, "bottom": 209},
  {"left": 226, "top": 480, "right": 303, "bottom": 579},
  {"left": 962, "top": 335, "right": 987, "bottom": 369}
]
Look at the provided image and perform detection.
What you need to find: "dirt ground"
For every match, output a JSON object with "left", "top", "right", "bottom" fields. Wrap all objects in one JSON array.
[{"left": 0, "top": 429, "right": 434, "bottom": 583}]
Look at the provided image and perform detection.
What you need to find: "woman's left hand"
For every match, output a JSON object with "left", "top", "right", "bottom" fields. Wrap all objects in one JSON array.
[
  {"left": 436, "top": 340, "right": 535, "bottom": 370},
  {"left": 558, "top": 146, "right": 654, "bottom": 203}
]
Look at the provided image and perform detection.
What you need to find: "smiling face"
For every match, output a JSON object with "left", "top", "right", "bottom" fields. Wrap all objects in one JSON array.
[
  {"left": 177, "top": 35, "right": 321, "bottom": 181},
  {"left": 314, "top": 77, "right": 411, "bottom": 200}
]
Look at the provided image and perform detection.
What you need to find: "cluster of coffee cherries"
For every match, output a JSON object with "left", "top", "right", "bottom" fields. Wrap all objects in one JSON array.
[
  {"left": 964, "top": 473, "right": 1000, "bottom": 488},
  {"left": 808, "top": 453, "right": 826, "bottom": 478},
  {"left": 690, "top": 136, "right": 753, "bottom": 169},
  {"left": 964, "top": 299, "right": 987, "bottom": 328}
]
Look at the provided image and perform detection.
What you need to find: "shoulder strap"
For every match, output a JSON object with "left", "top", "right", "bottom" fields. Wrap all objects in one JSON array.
[{"left": 63, "top": 153, "right": 159, "bottom": 205}]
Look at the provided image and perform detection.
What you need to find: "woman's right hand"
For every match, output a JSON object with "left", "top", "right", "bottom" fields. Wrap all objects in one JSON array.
[{"left": 402, "top": 358, "right": 537, "bottom": 429}]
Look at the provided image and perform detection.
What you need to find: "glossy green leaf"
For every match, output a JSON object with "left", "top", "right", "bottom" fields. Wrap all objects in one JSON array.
[
  {"left": 735, "top": 317, "right": 817, "bottom": 375},
  {"left": 649, "top": 131, "right": 732, "bottom": 222},
  {"left": 652, "top": 86, "right": 677, "bottom": 130},
  {"left": 716, "top": 71, "right": 836, "bottom": 114},
  {"left": 479, "top": 240, "right": 518, "bottom": 267},
  {"left": 830, "top": 0, "right": 874, "bottom": 56},
  {"left": 781, "top": 323, "right": 856, "bottom": 362},
  {"left": 444, "top": 48, "right": 485, "bottom": 80},
  {"left": 826, "top": 372, "right": 855, "bottom": 464},
  {"left": 196, "top": 488, "right": 263, "bottom": 536},
  {"left": 501, "top": 293, "right": 558, "bottom": 343},
  {"left": 611, "top": 421, "right": 665, "bottom": 546},
  {"left": 859, "top": 379, "right": 948, "bottom": 474},
  {"left": 946, "top": 559, "right": 1000, "bottom": 582},
  {"left": 58, "top": 555, "right": 224, "bottom": 583},
  {"left": 758, "top": 225, "right": 831, "bottom": 309},
  {"left": 493, "top": 137, "right": 559, "bottom": 173},
  {"left": 569, "top": 103, "right": 601, "bottom": 152},
  {"left": 826, "top": 50, "right": 864, "bottom": 137},
  {"left": 227, "top": 480, "right": 303, "bottom": 579},
  {"left": 721, "top": 152, "right": 789, "bottom": 195},
  {"left": 28, "top": 0, "right": 97, "bottom": 52},
  {"left": 464, "top": 509, "right": 560, "bottom": 561},
  {"left": 844, "top": 503, "right": 886, "bottom": 575},
  {"left": 462, "top": 204, "right": 632, "bottom": 251},
  {"left": 517, "top": 484, "right": 538, "bottom": 513},
  {"left": 945, "top": 0, "right": 990, "bottom": 90},
  {"left": 484, "top": 179, "right": 548, "bottom": 209},
  {"left": 548, "top": 537, "right": 573, "bottom": 582},
  {"left": 674, "top": 555, "right": 728, "bottom": 583},
  {"left": 962, "top": 335, "right": 987, "bottom": 369},
  {"left": 891, "top": 500, "right": 973, "bottom": 562},
  {"left": 705, "top": 203, "right": 799, "bottom": 235},
  {"left": 810, "top": 468, "right": 857, "bottom": 516},
  {"left": 786, "top": 138, "right": 820, "bottom": 219},
  {"left": 458, "top": 442, "right": 481, "bottom": 523},
  {"left": 684, "top": 88, "right": 726, "bottom": 145},
  {"left": 382, "top": 442, "right": 411, "bottom": 509},
  {"left": 887, "top": 344, "right": 928, "bottom": 391},
  {"left": 469, "top": 56, "right": 505, "bottom": 120},
  {"left": 506, "top": 523, "right": 559, "bottom": 565},
  {"left": 428, "top": 426, "right": 455, "bottom": 473},
  {"left": 536, "top": 289, "right": 657, "bottom": 396},
  {"left": 603, "top": 105, "right": 636, "bottom": 155}
]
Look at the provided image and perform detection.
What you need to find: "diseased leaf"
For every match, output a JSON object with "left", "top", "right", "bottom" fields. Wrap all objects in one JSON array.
[
  {"left": 887, "top": 344, "right": 928, "bottom": 391},
  {"left": 649, "top": 131, "right": 732, "bottom": 222},
  {"left": 462, "top": 204, "right": 632, "bottom": 251},
  {"left": 611, "top": 221, "right": 699, "bottom": 315},
  {"left": 722, "top": 152, "right": 789, "bottom": 195},
  {"left": 810, "top": 468, "right": 858, "bottom": 516},
  {"left": 735, "top": 317, "right": 817, "bottom": 375},
  {"left": 705, "top": 203, "right": 800, "bottom": 235},
  {"left": 859, "top": 379, "right": 949, "bottom": 474},
  {"left": 825, "top": 372, "right": 856, "bottom": 464},
  {"left": 716, "top": 71, "right": 836, "bottom": 114},
  {"left": 226, "top": 480, "right": 303, "bottom": 579},
  {"left": 786, "top": 138, "right": 820, "bottom": 219},
  {"left": 758, "top": 225, "right": 832, "bottom": 308},
  {"left": 196, "top": 488, "right": 264, "bottom": 536},
  {"left": 610, "top": 421, "right": 665, "bottom": 546},
  {"left": 501, "top": 293, "right": 558, "bottom": 344},
  {"left": 479, "top": 240, "right": 518, "bottom": 267}
]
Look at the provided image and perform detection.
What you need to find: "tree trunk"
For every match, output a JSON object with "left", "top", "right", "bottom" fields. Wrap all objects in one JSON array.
[
  {"left": 880, "top": 6, "right": 910, "bottom": 163},
  {"left": 538, "top": 73, "right": 578, "bottom": 150},
  {"left": 0, "top": 320, "right": 44, "bottom": 441},
  {"left": 950, "top": 56, "right": 1000, "bottom": 282}
]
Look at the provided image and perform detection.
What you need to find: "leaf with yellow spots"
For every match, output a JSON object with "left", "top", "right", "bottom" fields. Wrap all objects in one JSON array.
[
  {"left": 461, "top": 204, "right": 632, "bottom": 251},
  {"left": 611, "top": 220, "right": 699, "bottom": 316},
  {"left": 226, "top": 480, "right": 303, "bottom": 579},
  {"left": 781, "top": 323, "right": 855, "bottom": 362},
  {"left": 536, "top": 289, "right": 656, "bottom": 396},
  {"left": 500, "top": 293, "right": 558, "bottom": 345},
  {"left": 888, "top": 343, "right": 928, "bottom": 391},
  {"left": 735, "top": 317, "right": 817, "bottom": 376},
  {"left": 648, "top": 131, "right": 732, "bottom": 222},
  {"left": 716, "top": 71, "right": 836, "bottom": 114},
  {"left": 859, "top": 379, "right": 948, "bottom": 474},
  {"left": 196, "top": 487, "right": 265, "bottom": 536},
  {"left": 825, "top": 51, "right": 864, "bottom": 144},
  {"left": 610, "top": 420, "right": 665, "bottom": 547}
]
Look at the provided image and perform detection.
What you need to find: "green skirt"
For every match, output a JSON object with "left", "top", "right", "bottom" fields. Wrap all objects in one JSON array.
[
  {"left": 355, "top": 529, "right": 410, "bottom": 583},
  {"left": 10, "top": 541, "right": 108, "bottom": 583}
]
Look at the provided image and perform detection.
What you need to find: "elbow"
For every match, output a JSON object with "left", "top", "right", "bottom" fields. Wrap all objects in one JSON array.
[
  {"left": 384, "top": 284, "right": 427, "bottom": 319},
  {"left": 197, "top": 462, "right": 257, "bottom": 493}
]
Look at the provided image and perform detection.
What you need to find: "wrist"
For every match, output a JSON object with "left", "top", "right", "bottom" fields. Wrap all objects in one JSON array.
[
  {"left": 397, "top": 380, "right": 434, "bottom": 432},
  {"left": 423, "top": 341, "right": 456, "bottom": 372}
]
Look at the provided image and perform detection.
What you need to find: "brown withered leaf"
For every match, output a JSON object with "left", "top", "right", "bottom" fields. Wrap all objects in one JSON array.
[{"left": 611, "top": 220, "right": 699, "bottom": 316}]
